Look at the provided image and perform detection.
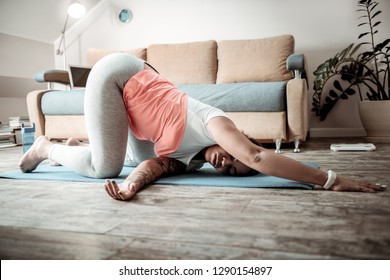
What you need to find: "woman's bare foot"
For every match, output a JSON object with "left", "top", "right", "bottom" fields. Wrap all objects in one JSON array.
[
  {"left": 65, "top": 137, "right": 88, "bottom": 147},
  {"left": 19, "top": 136, "right": 53, "bottom": 172},
  {"left": 49, "top": 138, "right": 87, "bottom": 166}
]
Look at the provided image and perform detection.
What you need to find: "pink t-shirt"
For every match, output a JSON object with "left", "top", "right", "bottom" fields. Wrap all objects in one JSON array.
[{"left": 123, "top": 69, "right": 188, "bottom": 156}]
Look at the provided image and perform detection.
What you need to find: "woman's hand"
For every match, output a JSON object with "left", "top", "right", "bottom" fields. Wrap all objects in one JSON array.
[
  {"left": 104, "top": 180, "right": 141, "bottom": 201},
  {"left": 104, "top": 157, "right": 186, "bottom": 201},
  {"left": 328, "top": 176, "right": 386, "bottom": 193}
]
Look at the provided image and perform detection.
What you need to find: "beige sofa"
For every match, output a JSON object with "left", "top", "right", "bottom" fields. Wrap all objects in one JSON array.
[{"left": 27, "top": 34, "right": 308, "bottom": 152}]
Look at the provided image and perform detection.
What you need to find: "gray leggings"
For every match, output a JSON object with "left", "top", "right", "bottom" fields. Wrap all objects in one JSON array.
[{"left": 49, "top": 54, "right": 155, "bottom": 178}]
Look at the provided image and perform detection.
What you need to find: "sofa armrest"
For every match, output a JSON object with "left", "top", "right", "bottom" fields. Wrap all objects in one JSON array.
[
  {"left": 34, "top": 70, "right": 70, "bottom": 89},
  {"left": 26, "top": 89, "right": 51, "bottom": 137},
  {"left": 286, "top": 53, "right": 306, "bottom": 79},
  {"left": 286, "top": 79, "right": 309, "bottom": 143}
]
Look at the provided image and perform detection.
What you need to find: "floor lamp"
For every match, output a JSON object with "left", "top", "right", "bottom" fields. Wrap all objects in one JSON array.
[{"left": 56, "top": 1, "right": 86, "bottom": 70}]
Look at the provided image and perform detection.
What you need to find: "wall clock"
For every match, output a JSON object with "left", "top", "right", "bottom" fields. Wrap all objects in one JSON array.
[{"left": 119, "top": 9, "right": 132, "bottom": 23}]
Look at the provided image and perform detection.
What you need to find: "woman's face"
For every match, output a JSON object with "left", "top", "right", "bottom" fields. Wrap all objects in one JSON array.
[{"left": 203, "top": 145, "right": 253, "bottom": 176}]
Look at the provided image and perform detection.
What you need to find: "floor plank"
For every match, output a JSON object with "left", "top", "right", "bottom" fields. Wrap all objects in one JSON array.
[{"left": 0, "top": 138, "right": 389, "bottom": 259}]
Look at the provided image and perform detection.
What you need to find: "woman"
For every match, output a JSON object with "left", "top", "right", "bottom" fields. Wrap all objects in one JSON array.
[{"left": 19, "top": 54, "right": 385, "bottom": 201}]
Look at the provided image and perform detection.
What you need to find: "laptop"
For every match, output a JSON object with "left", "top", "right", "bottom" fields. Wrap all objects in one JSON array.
[{"left": 68, "top": 65, "right": 92, "bottom": 88}]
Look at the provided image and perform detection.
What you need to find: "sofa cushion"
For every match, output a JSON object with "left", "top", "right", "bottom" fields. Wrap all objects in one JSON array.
[
  {"left": 86, "top": 48, "right": 147, "bottom": 66},
  {"left": 41, "top": 90, "right": 85, "bottom": 115},
  {"left": 216, "top": 35, "right": 294, "bottom": 84},
  {"left": 41, "top": 82, "right": 286, "bottom": 115},
  {"left": 147, "top": 40, "right": 217, "bottom": 85},
  {"left": 178, "top": 82, "right": 286, "bottom": 112}
]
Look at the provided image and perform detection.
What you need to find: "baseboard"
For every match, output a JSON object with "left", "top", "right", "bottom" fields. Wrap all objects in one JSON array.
[{"left": 310, "top": 127, "right": 366, "bottom": 138}]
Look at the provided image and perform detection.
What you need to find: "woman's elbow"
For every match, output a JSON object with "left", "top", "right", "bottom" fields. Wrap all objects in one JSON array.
[{"left": 245, "top": 148, "right": 265, "bottom": 168}]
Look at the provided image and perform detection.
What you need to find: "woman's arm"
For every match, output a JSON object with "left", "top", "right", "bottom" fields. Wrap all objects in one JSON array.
[
  {"left": 105, "top": 157, "right": 187, "bottom": 200},
  {"left": 207, "top": 116, "right": 384, "bottom": 192}
]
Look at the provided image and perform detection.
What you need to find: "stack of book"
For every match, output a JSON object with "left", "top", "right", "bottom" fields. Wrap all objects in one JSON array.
[
  {"left": 0, "top": 125, "right": 17, "bottom": 148},
  {"left": 9, "top": 116, "right": 31, "bottom": 128}
]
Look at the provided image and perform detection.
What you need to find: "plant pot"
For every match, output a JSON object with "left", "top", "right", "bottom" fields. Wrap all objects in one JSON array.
[{"left": 358, "top": 100, "right": 390, "bottom": 142}]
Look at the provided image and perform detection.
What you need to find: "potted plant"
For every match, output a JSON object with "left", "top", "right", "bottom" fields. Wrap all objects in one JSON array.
[{"left": 311, "top": 0, "right": 389, "bottom": 140}]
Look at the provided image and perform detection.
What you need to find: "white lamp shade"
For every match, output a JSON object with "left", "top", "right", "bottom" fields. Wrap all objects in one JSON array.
[{"left": 67, "top": 2, "right": 86, "bottom": 18}]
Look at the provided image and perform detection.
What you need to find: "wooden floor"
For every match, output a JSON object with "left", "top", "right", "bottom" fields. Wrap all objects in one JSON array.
[{"left": 0, "top": 138, "right": 389, "bottom": 260}]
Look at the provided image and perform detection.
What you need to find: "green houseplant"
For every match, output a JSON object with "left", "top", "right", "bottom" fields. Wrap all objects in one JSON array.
[{"left": 312, "top": 0, "right": 389, "bottom": 123}]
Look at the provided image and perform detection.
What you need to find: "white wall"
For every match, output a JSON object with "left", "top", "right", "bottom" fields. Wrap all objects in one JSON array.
[
  {"left": 0, "top": 33, "right": 54, "bottom": 124},
  {"left": 58, "top": 0, "right": 389, "bottom": 136}
]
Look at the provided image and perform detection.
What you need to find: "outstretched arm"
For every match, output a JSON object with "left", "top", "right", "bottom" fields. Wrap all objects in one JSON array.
[
  {"left": 105, "top": 157, "right": 187, "bottom": 200},
  {"left": 208, "top": 116, "right": 384, "bottom": 192}
]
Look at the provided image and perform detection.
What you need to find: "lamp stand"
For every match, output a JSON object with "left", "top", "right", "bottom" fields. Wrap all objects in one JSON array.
[{"left": 56, "top": 15, "right": 69, "bottom": 70}]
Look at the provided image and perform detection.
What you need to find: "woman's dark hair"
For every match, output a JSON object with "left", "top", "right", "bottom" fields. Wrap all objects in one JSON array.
[{"left": 243, "top": 132, "right": 262, "bottom": 147}]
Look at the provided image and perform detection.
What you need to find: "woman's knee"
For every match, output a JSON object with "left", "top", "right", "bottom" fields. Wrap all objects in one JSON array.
[{"left": 90, "top": 164, "right": 122, "bottom": 179}]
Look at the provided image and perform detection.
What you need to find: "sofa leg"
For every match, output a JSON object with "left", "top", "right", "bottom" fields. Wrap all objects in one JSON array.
[
  {"left": 274, "top": 138, "right": 282, "bottom": 154},
  {"left": 293, "top": 139, "right": 301, "bottom": 153}
]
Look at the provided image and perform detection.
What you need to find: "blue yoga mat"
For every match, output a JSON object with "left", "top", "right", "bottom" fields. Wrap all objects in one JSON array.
[{"left": 0, "top": 162, "right": 318, "bottom": 189}]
